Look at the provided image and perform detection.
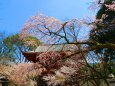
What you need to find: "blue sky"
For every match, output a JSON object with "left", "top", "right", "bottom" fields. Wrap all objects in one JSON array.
[{"left": 0, "top": 0, "right": 96, "bottom": 34}]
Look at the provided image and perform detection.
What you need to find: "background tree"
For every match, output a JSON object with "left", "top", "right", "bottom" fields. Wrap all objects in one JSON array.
[
  {"left": 0, "top": 32, "right": 15, "bottom": 64},
  {"left": 89, "top": 0, "right": 115, "bottom": 76},
  {"left": 90, "top": 0, "right": 115, "bottom": 59},
  {"left": 4, "top": 34, "right": 43, "bottom": 63}
]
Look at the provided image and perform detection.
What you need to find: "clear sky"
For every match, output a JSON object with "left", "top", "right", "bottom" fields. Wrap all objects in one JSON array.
[{"left": 0, "top": 0, "right": 96, "bottom": 34}]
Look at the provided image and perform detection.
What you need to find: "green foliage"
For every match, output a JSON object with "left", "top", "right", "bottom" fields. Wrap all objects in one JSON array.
[
  {"left": 96, "top": 0, "right": 114, "bottom": 20},
  {"left": 0, "top": 33, "right": 43, "bottom": 63},
  {"left": 23, "top": 35, "right": 43, "bottom": 51},
  {"left": 0, "top": 32, "right": 16, "bottom": 64},
  {"left": 90, "top": 0, "right": 115, "bottom": 61}
]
